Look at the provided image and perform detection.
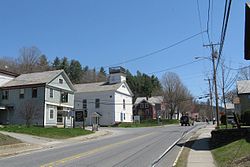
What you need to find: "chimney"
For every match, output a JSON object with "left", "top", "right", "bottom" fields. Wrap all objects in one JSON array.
[{"left": 108, "top": 66, "right": 126, "bottom": 84}]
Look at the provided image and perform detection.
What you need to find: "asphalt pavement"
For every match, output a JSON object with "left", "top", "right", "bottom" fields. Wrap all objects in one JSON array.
[{"left": 0, "top": 123, "right": 211, "bottom": 167}]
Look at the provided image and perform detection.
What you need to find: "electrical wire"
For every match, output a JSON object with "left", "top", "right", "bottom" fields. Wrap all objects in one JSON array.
[
  {"left": 147, "top": 59, "right": 203, "bottom": 75},
  {"left": 196, "top": 0, "right": 205, "bottom": 45},
  {"left": 99, "top": 30, "right": 207, "bottom": 69},
  {"left": 206, "top": 0, "right": 212, "bottom": 43},
  {"left": 216, "top": 0, "right": 232, "bottom": 71}
]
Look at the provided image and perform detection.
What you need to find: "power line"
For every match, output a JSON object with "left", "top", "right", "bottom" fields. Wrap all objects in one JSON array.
[
  {"left": 206, "top": 0, "right": 212, "bottom": 43},
  {"left": 216, "top": 0, "right": 232, "bottom": 71},
  {"left": 99, "top": 30, "right": 207, "bottom": 69},
  {"left": 196, "top": 0, "right": 205, "bottom": 45},
  {"left": 147, "top": 59, "right": 203, "bottom": 75}
]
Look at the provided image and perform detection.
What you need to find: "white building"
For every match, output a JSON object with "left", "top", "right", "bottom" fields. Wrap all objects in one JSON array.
[
  {"left": 74, "top": 67, "right": 133, "bottom": 126},
  {"left": 0, "top": 70, "right": 75, "bottom": 127}
]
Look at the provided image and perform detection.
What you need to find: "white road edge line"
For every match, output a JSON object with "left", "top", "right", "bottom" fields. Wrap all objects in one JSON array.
[
  {"left": 172, "top": 124, "right": 206, "bottom": 167},
  {"left": 151, "top": 124, "right": 200, "bottom": 167}
]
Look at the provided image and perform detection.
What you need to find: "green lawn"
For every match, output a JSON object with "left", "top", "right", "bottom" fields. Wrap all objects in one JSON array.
[
  {"left": 0, "top": 133, "right": 22, "bottom": 146},
  {"left": 0, "top": 125, "right": 93, "bottom": 139},
  {"left": 118, "top": 119, "right": 179, "bottom": 128},
  {"left": 212, "top": 138, "right": 250, "bottom": 167}
]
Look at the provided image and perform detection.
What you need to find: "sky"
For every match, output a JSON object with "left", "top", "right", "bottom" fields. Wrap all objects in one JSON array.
[{"left": 0, "top": 0, "right": 249, "bottom": 101}]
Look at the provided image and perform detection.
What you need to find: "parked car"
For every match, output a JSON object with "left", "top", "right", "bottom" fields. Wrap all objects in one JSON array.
[{"left": 227, "top": 115, "right": 235, "bottom": 125}]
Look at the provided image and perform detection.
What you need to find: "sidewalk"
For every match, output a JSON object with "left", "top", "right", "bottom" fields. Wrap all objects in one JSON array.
[
  {"left": 187, "top": 124, "right": 216, "bottom": 167},
  {"left": 0, "top": 127, "right": 113, "bottom": 157}
]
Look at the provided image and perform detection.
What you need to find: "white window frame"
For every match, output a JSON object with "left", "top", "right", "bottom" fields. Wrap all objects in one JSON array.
[
  {"left": 49, "top": 109, "right": 54, "bottom": 120},
  {"left": 123, "top": 99, "right": 126, "bottom": 110},
  {"left": 59, "top": 79, "right": 63, "bottom": 84},
  {"left": 19, "top": 89, "right": 25, "bottom": 99},
  {"left": 145, "top": 103, "right": 149, "bottom": 108},
  {"left": 50, "top": 88, "right": 53, "bottom": 98}
]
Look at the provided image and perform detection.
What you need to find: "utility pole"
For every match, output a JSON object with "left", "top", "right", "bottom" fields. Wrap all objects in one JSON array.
[
  {"left": 204, "top": 43, "right": 220, "bottom": 127},
  {"left": 205, "top": 78, "right": 213, "bottom": 121}
]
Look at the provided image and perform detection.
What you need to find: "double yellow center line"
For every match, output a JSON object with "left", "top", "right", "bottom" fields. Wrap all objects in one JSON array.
[{"left": 40, "top": 132, "right": 155, "bottom": 167}]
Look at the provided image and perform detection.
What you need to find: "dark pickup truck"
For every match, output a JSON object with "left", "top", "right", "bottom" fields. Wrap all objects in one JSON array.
[{"left": 180, "top": 115, "right": 190, "bottom": 126}]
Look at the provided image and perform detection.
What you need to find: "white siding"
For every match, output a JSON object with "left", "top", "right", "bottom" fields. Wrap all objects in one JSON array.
[
  {"left": 45, "top": 87, "right": 74, "bottom": 108},
  {"left": 0, "top": 73, "right": 15, "bottom": 86},
  {"left": 75, "top": 91, "right": 115, "bottom": 126},
  {"left": 45, "top": 104, "right": 57, "bottom": 126},
  {"left": 48, "top": 74, "right": 72, "bottom": 92},
  {"left": 116, "top": 83, "right": 131, "bottom": 96},
  {"left": 114, "top": 92, "right": 133, "bottom": 123}
]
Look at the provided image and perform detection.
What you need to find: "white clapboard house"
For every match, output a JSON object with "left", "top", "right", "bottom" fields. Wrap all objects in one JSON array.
[
  {"left": 0, "top": 70, "right": 75, "bottom": 127},
  {"left": 74, "top": 67, "right": 133, "bottom": 126}
]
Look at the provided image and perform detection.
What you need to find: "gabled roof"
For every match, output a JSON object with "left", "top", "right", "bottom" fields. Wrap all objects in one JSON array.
[
  {"left": 75, "top": 82, "right": 123, "bottom": 93},
  {"left": 1, "top": 70, "right": 75, "bottom": 91},
  {"left": 237, "top": 80, "right": 250, "bottom": 94},
  {"left": 134, "top": 96, "right": 164, "bottom": 105}
]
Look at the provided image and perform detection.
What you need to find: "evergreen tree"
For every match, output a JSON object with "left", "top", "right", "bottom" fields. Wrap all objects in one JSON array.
[
  {"left": 52, "top": 57, "right": 61, "bottom": 70},
  {"left": 69, "top": 59, "right": 82, "bottom": 84},
  {"left": 59, "top": 57, "right": 69, "bottom": 74},
  {"left": 38, "top": 54, "right": 50, "bottom": 71}
]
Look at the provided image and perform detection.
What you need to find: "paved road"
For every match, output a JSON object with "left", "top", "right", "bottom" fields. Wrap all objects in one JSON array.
[{"left": 0, "top": 123, "right": 204, "bottom": 167}]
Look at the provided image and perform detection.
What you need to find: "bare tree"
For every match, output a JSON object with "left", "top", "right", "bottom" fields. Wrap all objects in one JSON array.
[
  {"left": 18, "top": 46, "right": 41, "bottom": 73},
  {"left": 162, "top": 72, "right": 189, "bottom": 119},
  {"left": 177, "top": 88, "right": 193, "bottom": 119},
  {"left": 20, "top": 101, "right": 39, "bottom": 127},
  {"left": 0, "top": 57, "right": 19, "bottom": 73},
  {"left": 218, "top": 60, "right": 237, "bottom": 127},
  {"left": 238, "top": 66, "right": 250, "bottom": 80},
  {"left": 218, "top": 61, "right": 237, "bottom": 109}
]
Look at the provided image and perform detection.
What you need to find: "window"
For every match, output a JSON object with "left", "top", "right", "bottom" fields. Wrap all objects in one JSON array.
[
  {"left": 2, "top": 90, "right": 8, "bottom": 100},
  {"left": 140, "top": 103, "right": 144, "bottom": 108},
  {"left": 49, "top": 109, "right": 54, "bottom": 119},
  {"left": 32, "top": 88, "right": 37, "bottom": 98},
  {"left": 123, "top": 99, "right": 126, "bottom": 110},
  {"left": 145, "top": 103, "right": 149, "bottom": 108},
  {"left": 59, "top": 79, "right": 63, "bottom": 84},
  {"left": 19, "top": 89, "right": 24, "bottom": 99},
  {"left": 124, "top": 113, "right": 126, "bottom": 120},
  {"left": 50, "top": 88, "right": 53, "bottom": 98},
  {"left": 61, "top": 92, "right": 68, "bottom": 103},
  {"left": 95, "top": 99, "right": 100, "bottom": 108},
  {"left": 83, "top": 99, "right": 87, "bottom": 109}
]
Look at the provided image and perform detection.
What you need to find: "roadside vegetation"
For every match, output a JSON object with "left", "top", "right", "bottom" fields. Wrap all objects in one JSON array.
[
  {"left": 0, "top": 133, "right": 21, "bottom": 146},
  {"left": 212, "top": 138, "right": 250, "bottom": 167},
  {"left": 118, "top": 119, "right": 179, "bottom": 128},
  {"left": 0, "top": 125, "right": 93, "bottom": 139},
  {"left": 174, "top": 131, "right": 199, "bottom": 167}
]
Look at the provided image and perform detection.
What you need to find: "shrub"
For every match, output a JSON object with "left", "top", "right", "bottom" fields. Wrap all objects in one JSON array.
[
  {"left": 220, "top": 115, "right": 226, "bottom": 125},
  {"left": 241, "top": 110, "right": 250, "bottom": 125}
]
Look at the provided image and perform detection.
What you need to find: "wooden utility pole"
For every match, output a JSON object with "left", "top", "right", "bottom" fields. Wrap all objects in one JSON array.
[
  {"left": 205, "top": 78, "right": 213, "bottom": 121},
  {"left": 204, "top": 43, "right": 220, "bottom": 127}
]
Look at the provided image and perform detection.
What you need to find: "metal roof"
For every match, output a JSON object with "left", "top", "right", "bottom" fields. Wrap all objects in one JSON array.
[
  {"left": 237, "top": 80, "right": 250, "bottom": 94},
  {"left": 74, "top": 82, "right": 123, "bottom": 93},
  {"left": 1, "top": 70, "right": 64, "bottom": 88},
  {"left": 134, "top": 96, "right": 164, "bottom": 105}
]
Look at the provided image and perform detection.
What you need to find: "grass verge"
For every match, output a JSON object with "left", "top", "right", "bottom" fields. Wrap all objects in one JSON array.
[
  {"left": 0, "top": 125, "right": 93, "bottom": 139},
  {"left": 212, "top": 138, "right": 250, "bottom": 167},
  {"left": 0, "top": 133, "right": 22, "bottom": 146},
  {"left": 118, "top": 119, "right": 179, "bottom": 128},
  {"left": 174, "top": 133, "right": 198, "bottom": 167}
]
